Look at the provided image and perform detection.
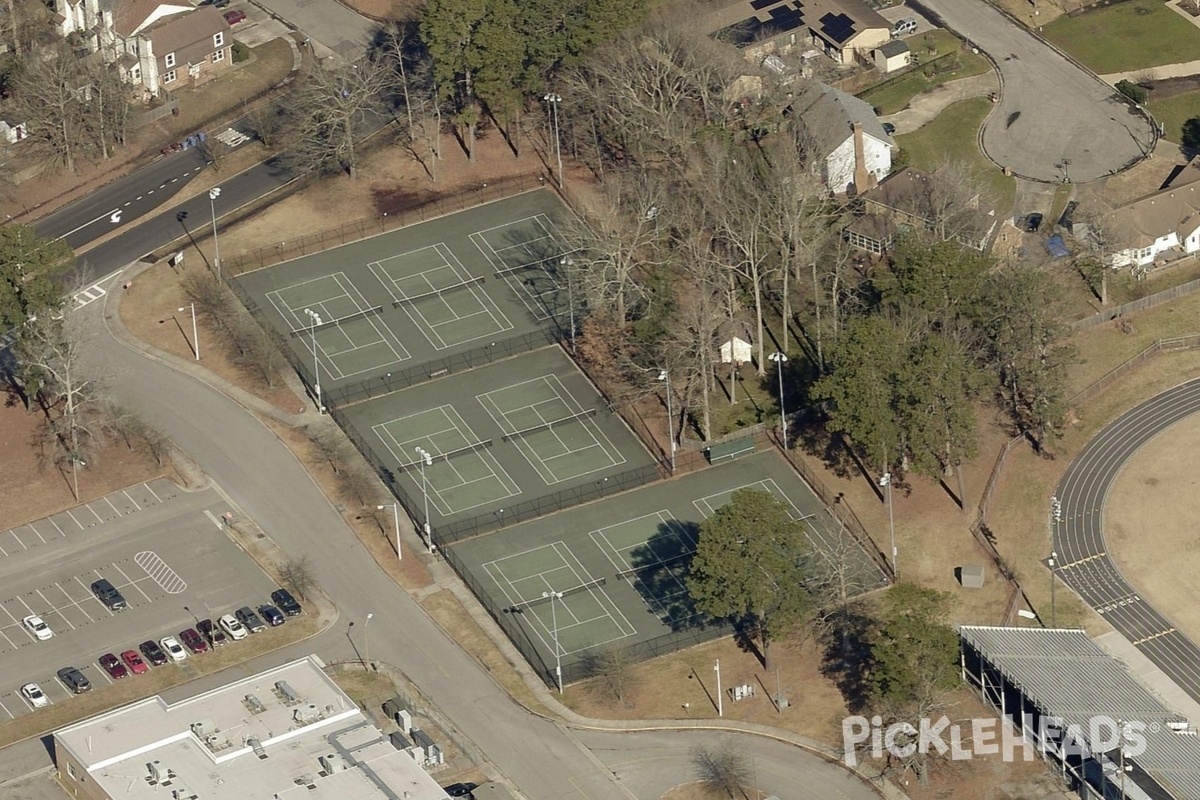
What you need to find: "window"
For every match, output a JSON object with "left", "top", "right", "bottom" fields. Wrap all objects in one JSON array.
[
  {"left": 213, "top": 31, "right": 224, "bottom": 47},
  {"left": 188, "top": 63, "right": 201, "bottom": 78},
  {"left": 66, "top": 763, "right": 76, "bottom": 779},
  {"left": 129, "top": 66, "right": 140, "bottom": 82},
  {"left": 164, "top": 52, "right": 176, "bottom": 68},
  {"left": 163, "top": 69, "right": 177, "bottom": 84},
  {"left": 212, "top": 48, "right": 225, "bottom": 63}
]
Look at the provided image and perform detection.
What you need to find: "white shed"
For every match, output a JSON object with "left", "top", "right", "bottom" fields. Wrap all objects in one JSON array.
[{"left": 873, "top": 40, "right": 911, "bottom": 74}]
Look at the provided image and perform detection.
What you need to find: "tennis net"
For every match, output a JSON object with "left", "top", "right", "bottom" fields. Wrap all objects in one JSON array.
[
  {"left": 493, "top": 255, "right": 562, "bottom": 280},
  {"left": 501, "top": 407, "right": 597, "bottom": 442},
  {"left": 511, "top": 577, "right": 606, "bottom": 610},
  {"left": 289, "top": 305, "right": 384, "bottom": 336},
  {"left": 393, "top": 276, "right": 485, "bottom": 308},
  {"left": 399, "top": 439, "right": 493, "bottom": 469}
]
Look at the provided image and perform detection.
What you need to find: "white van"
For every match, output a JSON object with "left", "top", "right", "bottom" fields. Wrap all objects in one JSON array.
[{"left": 891, "top": 17, "right": 918, "bottom": 37}]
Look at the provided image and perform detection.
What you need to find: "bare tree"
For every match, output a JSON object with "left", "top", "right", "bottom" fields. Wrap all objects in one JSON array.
[
  {"left": 286, "top": 55, "right": 390, "bottom": 179},
  {"left": 278, "top": 556, "right": 318, "bottom": 600},
  {"left": 337, "top": 464, "right": 382, "bottom": 508},
  {"left": 244, "top": 100, "right": 289, "bottom": 149},
  {"left": 306, "top": 424, "right": 352, "bottom": 474},
  {"left": 1072, "top": 202, "right": 1131, "bottom": 306},
  {"left": 580, "top": 646, "right": 641, "bottom": 706},
  {"left": 690, "top": 742, "right": 751, "bottom": 799},
  {"left": 10, "top": 41, "right": 88, "bottom": 172},
  {"left": 230, "top": 320, "right": 286, "bottom": 388}
]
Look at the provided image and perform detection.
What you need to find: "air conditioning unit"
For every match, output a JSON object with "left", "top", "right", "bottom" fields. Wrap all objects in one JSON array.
[
  {"left": 190, "top": 720, "right": 218, "bottom": 738},
  {"left": 318, "top": 753, "right": 349, "bottom": 774}
]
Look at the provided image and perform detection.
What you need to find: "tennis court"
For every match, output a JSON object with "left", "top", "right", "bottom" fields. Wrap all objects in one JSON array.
[
  {"left": 484, "top": 541, "right": 636, "bottom": 657},
  {"left": 335, "top": 346, "right": 655, "bottom": 529},
  {"left": 477, "top": 375, "right": 625, "bottom": 484},
  {"left": 266, "top": 272, "right": 410, "bottom": 380},
  {"left": 446, "top": 450, "right": 891, "bottom": 684},
  {"left": 469, "top": 214, "right": 569, "bottom": 322},
  {"left": 233, "top": 191, "right": 576, "bottom": 402}
]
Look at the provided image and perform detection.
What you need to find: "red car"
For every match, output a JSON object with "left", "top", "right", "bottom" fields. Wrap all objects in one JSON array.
[
  {"left": 223, "top": 9, "right": 246, "bottom": 24},
  {"left": 180, "top": 628, "right": 209, "bottom": 654},
  {"left": 99, "top": 653, "right": 129, "bottom": 680},
  {"left": 121, "top": 649, "right": 149, "bottom": 675}
]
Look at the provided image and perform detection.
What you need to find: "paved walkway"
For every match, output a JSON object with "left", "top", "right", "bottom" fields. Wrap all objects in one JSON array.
[
  {"left": 880, "top": 72, "right": 999, "bottom": 133},
  {"left": 1100, "top": 59, "right": 1200, "bottom": 85}
]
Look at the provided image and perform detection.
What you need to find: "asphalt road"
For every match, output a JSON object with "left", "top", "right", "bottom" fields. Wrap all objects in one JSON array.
[
  {"left": 52, "top": 279, "right": 887, "bottom": 800},
  {"left": 1053, "top": 379, "right": 1200, "bottom": 701},
  {"left": 914, "top": 0, "right": 1156, "bottom": 182},
  {"left": 33, "top": 150, "right": 210, "bottom": 250}
]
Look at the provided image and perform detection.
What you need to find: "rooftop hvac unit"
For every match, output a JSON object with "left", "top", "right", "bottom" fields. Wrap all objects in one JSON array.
[
  {"left": 245, "top": 693, "right": 268, "bottom": 714},
  {"left": 146, "top": 761, "right": 173, "bottom": 783},
  {"left": 276, "top": 681, "right": 301, "bottom": 704},
  {"left": 171, "top": 785, "right": 197, "bottom": 800},
  {"left": 190, "top": 720, "right": 218, "bottom": 738},
  {"left": 1167, "top": 719, "right": 1191, "bottom": 732},
  {"left": 318, "top": 753, "right": 349, "bottom": 774},
  {"left": 293, "top": 703, "right": 320, "bottom": 724}
]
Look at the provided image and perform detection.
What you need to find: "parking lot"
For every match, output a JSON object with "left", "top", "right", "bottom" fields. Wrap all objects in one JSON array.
[{"left": 0, "top": 480, "right": 277, "bottom": 721}]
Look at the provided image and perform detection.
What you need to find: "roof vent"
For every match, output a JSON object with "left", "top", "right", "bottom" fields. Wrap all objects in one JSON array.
[
  {"left": 276, "top": 681, "right": 302, "bottom": 704},
  {"left": 244, "top": 694, "right": 268, "bottom": 714}
]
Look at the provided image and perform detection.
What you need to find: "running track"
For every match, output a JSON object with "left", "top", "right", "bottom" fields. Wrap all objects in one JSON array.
[{"left": 1053, "top": 378, "right": 1200, "bottom": 700}]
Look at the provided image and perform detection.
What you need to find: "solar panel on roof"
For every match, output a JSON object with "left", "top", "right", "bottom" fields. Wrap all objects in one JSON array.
[{"left": 818, "top": 11, "right": 856, "bottom": 44}]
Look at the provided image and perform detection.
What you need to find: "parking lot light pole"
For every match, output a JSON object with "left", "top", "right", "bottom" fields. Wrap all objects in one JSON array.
[
  {"left": 178, "top": 304, "right": 199, "bottom": 360},
  {"left": 560, "top": 256, "right": 576, "bottom": 353},
  {"left": 880, "top": 471, "right": 897, "bottom": 580},
  {"left": 542, "top": 591, "right": 564, "bottom": 693},
  {"left": 416, "top": 445, "right": 434, "bottom": 547},
  {"left": 768, "top": 352, "right": 788, "bottom": 448},
  {"left": 364, "top": 612, "right": 373, "bottom": 666},
  {"left": 377, "top": 502, "right": 402, "bottom": 560},
  {"left": 304, "top": 308, "right": 323, "bottom": 413},
  {"left": 658, "top": 370, "right": 675, "bottom": 473},
  {"left": 543, "top": 93, "right": 563, "bottom": 189},
  {"left": 209, "top": 187, "right": 222, "bottom": 281}
]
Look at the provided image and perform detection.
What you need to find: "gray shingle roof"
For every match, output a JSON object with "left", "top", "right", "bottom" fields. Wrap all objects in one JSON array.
[
  {"left": 961, "top": 626, "right": 1200, "bottom": 800},
  {"left": 789, "top": 81, "right": 891, "bottom": 160}
]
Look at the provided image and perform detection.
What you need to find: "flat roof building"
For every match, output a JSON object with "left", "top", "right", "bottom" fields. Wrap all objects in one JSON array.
[{"left": 54, "top": 655, "right": 450, "bottom": 800}]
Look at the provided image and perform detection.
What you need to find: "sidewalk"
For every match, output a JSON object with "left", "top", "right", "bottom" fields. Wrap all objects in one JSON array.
[
  {"left": 881, "top": 72, "right": 1000, "bottom": 133},
  {"left": 1100, "top": 59, "right": 1200, "bottom": 85}
]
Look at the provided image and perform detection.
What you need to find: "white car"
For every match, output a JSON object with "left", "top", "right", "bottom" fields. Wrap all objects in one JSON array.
[
  {"left": 218, "top": 613, "right": 248, "bottom": 641},
  {"left": 20, "top": 682, "right": 48, "bottom": 708},
  {"left": 160, "top": 636, "right": 187, "bottom": 662},
  {"left": 23, "top": 614, "right": 53, "bottom": 641}
]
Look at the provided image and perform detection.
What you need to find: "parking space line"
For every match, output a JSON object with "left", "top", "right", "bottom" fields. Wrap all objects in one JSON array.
[
  {"left": 143, "top": 482, "right": 162, "bottom": 502},
  {"left": 75, "top": 575, "right": 114, "bottom": 616},
  {"left": 64, "top": 510, "right": 84, "bottom": 530},
  {"left": 24, "top": 525, "right": 46, "bottom": 544},
  {"left": 93, "top": 665, "right": 112, "bottom": 685},
  {"left": 35, "top": 589, "right": 75, "bottom": 631},
  {"left": 122, "top": 489, "right": 139, "bottom": 508},
  {"left": 8, "top": 530, "right": 26, "bottom": 550},
  {"left": 47, "top": 517, "right": 65, "bottom": 537},
  {"left": 83, "top": 503, "right": 104, "bottom": 524},
  {"left": 113, "top": 563, "right": 153, "bottom": 602},
  {"left": 0, "top": 699, "right": 13, "bottom": 719},
  {"left": 0, "top": 542, "right": 7, "bottom": 557},
  {"left": 49, "top": 584, "right": 86, "bottom": 629},
  {"left": 103, "top": 496, "right": 122, "bottom": 517}
]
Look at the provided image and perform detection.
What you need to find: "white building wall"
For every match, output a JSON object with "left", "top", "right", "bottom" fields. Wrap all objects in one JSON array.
[
  {"left": 864, "top": 136, "right": 892, "bottom": 182},
  {"left": 826, "top": 137, "right": 856, "bottom": 194}
]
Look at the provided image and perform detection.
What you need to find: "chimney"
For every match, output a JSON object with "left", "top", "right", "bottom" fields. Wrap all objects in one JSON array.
[{"left": 852, "top": 122, "right": 871, "bottom": 195}]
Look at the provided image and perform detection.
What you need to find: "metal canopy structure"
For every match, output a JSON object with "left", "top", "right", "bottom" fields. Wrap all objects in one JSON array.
[{"left": 960, "top": 626, "right": 1200, "bottom": 800}]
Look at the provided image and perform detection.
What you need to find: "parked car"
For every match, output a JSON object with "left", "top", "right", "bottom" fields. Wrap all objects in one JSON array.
[
  {"left": 223, "top": 9, "right": 246, "bottom": 24},
  {"left": 121, "top": 649, "right": 149, "bottom": 675},
  {"left": 140, "top": 640, "right": 168, "bottom": 666},
  {"left": 23, "top": 614, "right": 53, "bottom": 641},
  {"left": 160, "top": 636, "right": 188, "bottom": 662},
  {"left": 20, "top": 683, "right": 49, "bottom": 708},
  {"left": 442, "top": 783, "right": 477, "bottom": 798},
  {"left": 882, "top": 121, "right": 896, "bottom": 136},
  {"left": 891, "top": 17, "right": 917, "bottom": 37},
  {"left": 180, "top": 628, "right": 209, "bottom": 654},
  {"left": 91, "top": 578, "right": 127, "bottom": 611},
  {"left": 271, "top": 588, "right": 302, "bottom": 616},
  {"left": 99, "top": 653, "right": 129, "bottom": 680},
  {"left": 258, "top": 604, "right": 285, "bottom": 627},
  {"left": 236, "top": 606, "right": 267, "bottom": 634},
  {"left": 1025, "top": 212, "right": 1044, "bottom": 233},
  {"left": 197, "top": 618, "right": 228, "bottom": 647},
  {"left": 214, "top": 0, "right": 230, "bottom": 6},
  {"left": 219, "top": 613, "right": 248, "bottom": 640},
  {"left": 57, "top": 666, "right": 92, "bottom": 693}
]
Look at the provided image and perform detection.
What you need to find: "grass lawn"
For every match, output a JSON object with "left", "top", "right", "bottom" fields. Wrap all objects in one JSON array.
[
  {"left": 1042, "top": 0, "right": 1200, "bottom": 73},
  {"left": 859, "top": 29, "right": 991, "bottom": 114},
  {"left": 1148, "top": 87, "right": 1200, "bottom": 142},
  {"left": 893, "top": 97, "right": 1017, "bottom": 214}
]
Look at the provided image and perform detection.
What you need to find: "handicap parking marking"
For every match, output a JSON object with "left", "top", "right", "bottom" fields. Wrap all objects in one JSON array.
[
  {"left": 135, "top": 551, "right": 187, "bottom": 595},
  {"left": 111, "top": 562, "right": 155, "bottom": 603}
]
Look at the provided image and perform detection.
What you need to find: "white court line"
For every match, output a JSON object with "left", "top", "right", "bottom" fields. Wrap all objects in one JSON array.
[
  {"left": 143, "top": 482, "right": 162, "bottom": 502},
  {"left": 75, "top": 575, "right": 114, "bottom": 616},
  {"left": 111, "top": 563, "right": 153, "bottom": 602}
]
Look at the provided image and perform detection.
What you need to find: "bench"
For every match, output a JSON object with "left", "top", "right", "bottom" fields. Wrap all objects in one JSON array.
[{"left": 706, "top": 438, "right": 756, "bottom": 465}]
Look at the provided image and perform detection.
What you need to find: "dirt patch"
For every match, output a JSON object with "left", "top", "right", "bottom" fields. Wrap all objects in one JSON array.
[
  {"left": 1143, "top": 74, "right": 1200, "bottom": 99},
  {"left": 1105, "top": 412, "right": 1200, "bottom": 640}
]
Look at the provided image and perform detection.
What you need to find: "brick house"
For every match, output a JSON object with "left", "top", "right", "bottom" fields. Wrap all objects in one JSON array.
[{"left": 52, "top": 0, "right": 233, "bottom": 99}]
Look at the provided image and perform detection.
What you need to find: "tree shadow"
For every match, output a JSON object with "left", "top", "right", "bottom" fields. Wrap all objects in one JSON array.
[
  {"left": 625, "top": 521, "right": 711, "bottom": 632},
  {"left": 819, "top": 607, "right": 876, "bottom": 713}
]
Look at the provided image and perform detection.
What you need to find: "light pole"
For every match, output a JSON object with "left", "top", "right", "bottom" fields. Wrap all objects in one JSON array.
[
  {"left": 543, "top": 93, "right": 563, "bottom": 189},
  {"left": 377, "top": 502, "right": 402, "bottom": 560},
  {"left": 559, "top": 256, "right": 576, "bottom": 353},
  {"left": 658, "top": 370, "right": 676, "bottom": 473},
  {"left": 542, "top": 591, "right": 564, "bottom": 693},
  {"left": 415, "top": 445, "right": 433, "bottom": 547},
  {"left": 178, "top": 304, "right": 199, "bottom": 360},
  {"left": 208, "top": 187, "right": 222, "bottom": 282},
  {"left": 364, "top": 612, "right": 373, "bottom": 666},
  {"left": 768, "top": 352, "right": 788, "bottom": 449},
  {"left": 715, "top": 659, "right": 723, "bottom": 717},
  {"left": 304, "top": 308, "right": 323, "bottom": 414},
  {"left": 880, "top": 471, "right": 897, "bottom": 580},
  {"left": 1048, "top": 550, "right": 1057, "bottom": 627}
]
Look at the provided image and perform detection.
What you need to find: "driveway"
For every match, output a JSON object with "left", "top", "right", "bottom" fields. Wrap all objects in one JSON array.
[{"left": 914, "top": 0, "right": 1157, "bottom": 182}]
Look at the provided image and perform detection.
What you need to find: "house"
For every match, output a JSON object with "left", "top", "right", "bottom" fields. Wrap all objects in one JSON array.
[
  {"left": 0, "top": 120, "right": 28, "bottom": 144},
  {"left": 788, "top": 81, "right": 893, "bottom": 194},
  {"left": 708, "top": 0, "right": 891, "bottom": 66},
  {"left": 873, "top": 39, "right": 911, "bottom": 73},
  {"left": 843, "top": 166, "right": 997, "bottom": 253},
  {"left": 52, "top": 0, "right": 233, "bottom": 99},
  {"left": 1108, "top": 162, "right": 1200, "bottom": 268}
]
